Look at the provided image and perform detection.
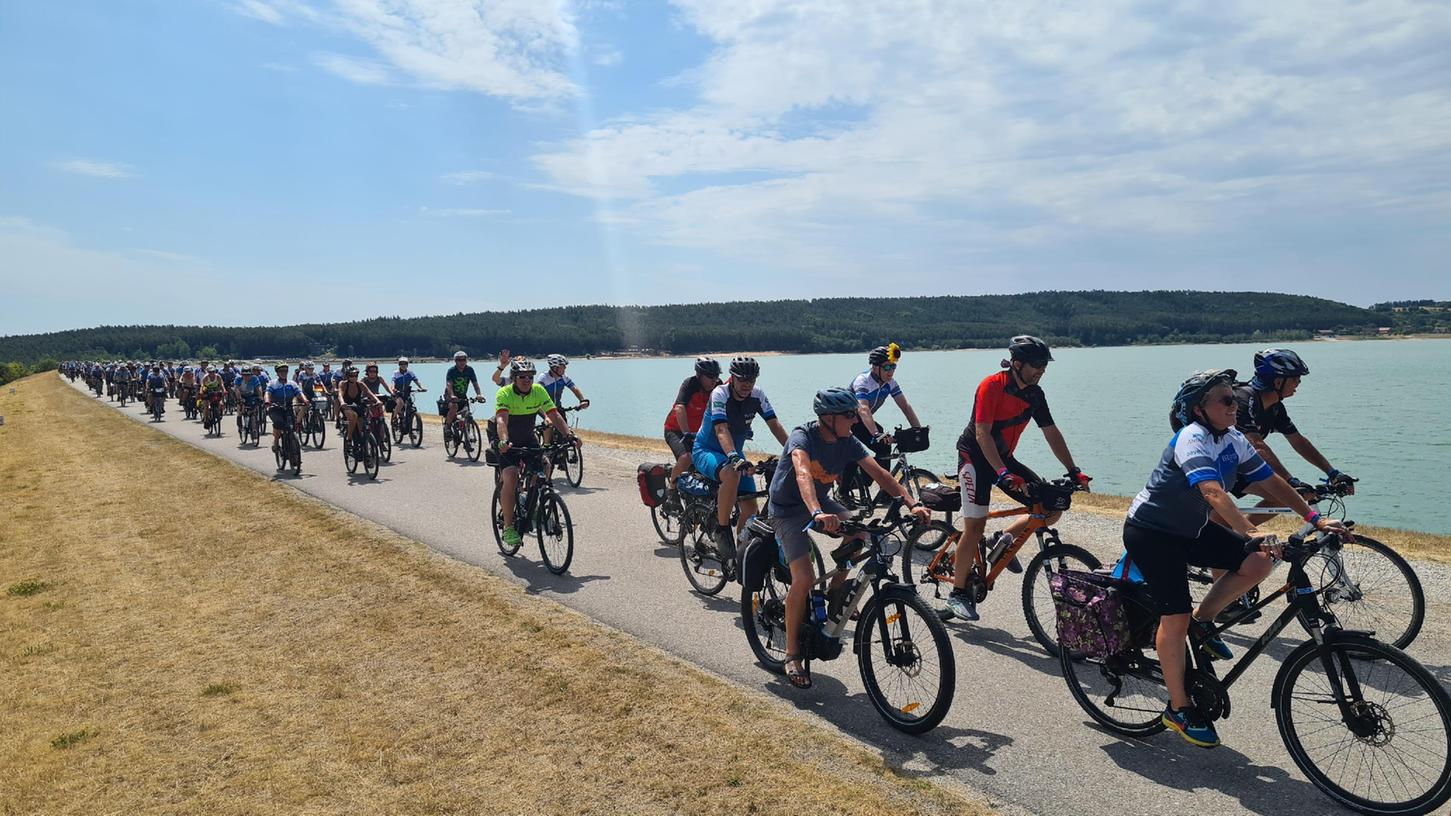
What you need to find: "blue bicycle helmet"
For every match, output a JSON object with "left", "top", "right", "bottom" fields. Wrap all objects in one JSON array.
[
  {"left": 813, "top": 386, "right": 858, "bottom": 416},
  {"left": 1251, "top": 349, "right": 1308, "bottom": 391},
  {"left": 1173, "top": 368, "right": 1238, "bottom": 428}
]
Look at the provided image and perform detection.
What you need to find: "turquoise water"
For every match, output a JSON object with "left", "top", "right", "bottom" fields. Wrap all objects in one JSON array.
[{"left": 400, "top": 340, "right": 1451, "bottom": 534}]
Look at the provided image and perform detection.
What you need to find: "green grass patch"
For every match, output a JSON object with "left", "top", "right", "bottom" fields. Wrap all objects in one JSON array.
[
  {"left": 41, "top": 600, "right": 66, "bottom": 611},
  {"left": 23, "top": 643, "right": 56, "bottom": 657},
  {"left": 201, "top": 683, "right": 237, "bottom": 697},
  {"left": 50, "top": 729, "right": 92, "bottom": 750},
  {"left": 6, "top": 579, "right": 50, "bottom": 597}
]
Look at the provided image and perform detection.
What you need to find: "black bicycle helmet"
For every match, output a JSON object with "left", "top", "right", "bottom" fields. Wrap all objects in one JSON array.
[
  {"left": 1007, "top": 335, "right": 1053, "bottom": 366},
  {"left": 694, "top": 356, "right": 722, "bottom": 378},
  {"left": 1173, "top": 368, "right": 1238, "bottom": 428},
  {"left": 510, "top": 358, "right": 537, "bottom": 377},
  {"left": 729, "top": 356, "right": 760, "bottom": 379},
  {"left": 813, "top": 387, "right": 858, "bottom": 416},
  {"left": 1251, "top": 349, "right": 1308, "bottom": 391}
]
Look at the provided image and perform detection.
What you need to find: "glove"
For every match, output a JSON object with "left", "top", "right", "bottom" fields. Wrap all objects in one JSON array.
[
  {"left": 1066, "top": 467, "right": 1092, "bottom": 488},
  {"left": 726, "top": 451, "right": 750, "bottom": 472},
  {"left": 1327, "top": 469, "right": 1356, "bottom": 488},
  {"left": 995, "top": 467, "right": 1026, "bottom": 491}
]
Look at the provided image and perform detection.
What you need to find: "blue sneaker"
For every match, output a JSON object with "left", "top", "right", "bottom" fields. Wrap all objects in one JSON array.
[
  {"left": 1163, "top": 705, "right": 1220, "bottom": 748},
  {"left": 1191, "top": 617, "right": 1233, "bottom": 661},
  {"left": 944, "top": 590, "right": 979, "bottom": 622}
]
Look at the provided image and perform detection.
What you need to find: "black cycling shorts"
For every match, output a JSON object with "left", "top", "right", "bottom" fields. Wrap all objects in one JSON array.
[
  {"left": 1121, "top": 520, "right": 1251, "bottom": 615},
  {"left": 266, "top": 405, "right": 291, "bottom": 428},
  {"left": 664, "top": 429, "right": 692, "bottom": 459}
]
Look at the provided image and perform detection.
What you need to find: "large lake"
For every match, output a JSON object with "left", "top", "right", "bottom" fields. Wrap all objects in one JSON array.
[{"left": 395, "top": 340, "right": 1450, "bottom": 534}]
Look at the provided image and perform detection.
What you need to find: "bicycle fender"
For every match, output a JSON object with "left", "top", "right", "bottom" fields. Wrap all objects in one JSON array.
[{"left": 1269, "top": 630, "right": 1379, "bottom": 710}]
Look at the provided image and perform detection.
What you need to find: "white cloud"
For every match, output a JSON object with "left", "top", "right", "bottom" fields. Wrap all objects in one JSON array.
[
  {"left": 530, "top": 0, "right": 1451, "bottom": 276},
  {"left": 229, "top": 0, "right": 319, "bottom": 26},
  {"left": 418, "top": 206, "right": 511, "bottom": 217},
  {"left": 129, "top": 248, "right": 206, "bottom": 264},
  {"left": 594, "top": 47, "right": 622, "bottom": 67},
  {"left": 260, "top": 62, "right": 298, "bottom": 72},
  {"left": 439, "top": 170, "right": 494, "bottom": 185},
  {"left": 312, "top": 52, "right": 393, "bottom": 85},
  {"left": 56, "top": 159, "right": 138, "bottom": 179}
]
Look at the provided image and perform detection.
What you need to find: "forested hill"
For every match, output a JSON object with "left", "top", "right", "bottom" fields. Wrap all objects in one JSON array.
[{"left": 1, "top": 291, "right": 1380, "bottom": 364}]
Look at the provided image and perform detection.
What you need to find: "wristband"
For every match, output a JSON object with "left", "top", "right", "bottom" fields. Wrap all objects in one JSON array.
[
  {"left": 995, "top": 467, "right": 1010, "bottom": 484},
  {"left": 810, "top": 508, "right": 825, "bottom": 518},
  {"left": 1304, "top": 510, "right": 1322, "bottom": 525},
  {"left": 1327, "top": 468, "right": 1342, "bottom": 479}
]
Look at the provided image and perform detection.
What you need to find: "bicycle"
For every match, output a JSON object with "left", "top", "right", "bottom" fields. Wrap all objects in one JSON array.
[
  {"left": 390, "top": 390, "right": 425, "bottom": 448},
  {"left": 834, "top": 425, "right": 952, "bottom": 548},
  {"left": 677, "top": 457, "right": 782, "bottom": 596},
  {"left": 1192, "top": 479, "right": 1424, "bottom": 652},
  {"left": 490, "top": 443, "right": 575, "bottom": 574},
  {"left": 299, "top": 396, "right": 329, "bottom": 449},
  {"left": 235, "top": 399, "right": 263, "bottom": 446},
  {"left": 903, "top": 478, "right": 1097, "bottom": 656},
  {"left": 739, "top": 500, "right": 956, "bottom": 734},
  {"left": 535, "top": 404, "right": 585, "bottom": 487},
  {"left": 1058, "top": 530, "right": 1451, "bottom": 816},
  {"left": 272, "top": 411, "right": 302, "bottom": 476},
  {"left": 202, "top": 392, "right": 225, "bottom": 436},
  {"left": 368, "top": 402, "right": 392, "bottom": 463},
  {"left": 442, "top": 396, "right": 485, "bottom": 462},
  {"left": 341, "top": 405, "right": 381, "bottom": 480},
  {"left": 149, "top": 385, "right": 167, "bottom": 421},
  {"left": 179, "top": 385, "right": 198, "bottom": 420}
]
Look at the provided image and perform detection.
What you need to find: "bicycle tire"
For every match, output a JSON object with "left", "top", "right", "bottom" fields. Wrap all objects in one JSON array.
[
  {"left": 288, "top": 434, "right": 301, "bottom": 475},
  {"left": 443, "top": 420, "right": 460, "bottom": 458},
  {"left": 564, "top": 443, "right": 584, "bottom": 487},
  {"left": 857, "top": 588, "right": 956, "bottom": 734},
  {"left": 537, "top": 492, "right": 574, "bottom": 575},
  {"left": 408, "top": 413, "right": 423, "bottom": 447},
  {"left": 491, "top": 485, "right": 519, "bottom": 556},
  {"left": 650, "top": 502, "right": 687, "bottom": 546},
  {"left": 313, "top": 414, "right": 326, "bottom": 450},
  {"left": 1060, "top": 647, "right": 1167, "bottom": 737},
  {"left": 465, "top": 420, "right": 482, "bottom": 462},
  {"left": 364, "top": 433, "right": 380, "bottom": 479},
  {"left": 343, "top": 434, "right": 359, "bottom": 474},
  {"left": 375, "top": 420, "right": 392, "bottom": 463},
  {"left": 680, "top": 508, "right": 729, "bottom": 596},
  {"left": 1276, "top": 637, "right": 1451, "bottom": 816},
  {"left": 391, "top": 414, "right": 405, "bottom": 445},
  {"left": 1022, "top": 543, "right": 1102, "bottom": 657},
  {"left": 740, "top": 547, "right": 793, "bottom": 674},
  {"left": 901, "top": 520, "right": 955, "bottom": 586},
  {"left": 1310, "top": 534, "right": 1424, "bottom": 653}
]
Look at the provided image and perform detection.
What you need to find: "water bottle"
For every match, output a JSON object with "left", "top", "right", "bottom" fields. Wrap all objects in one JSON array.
[
  {"left": 985, "top": 530, "right": 1014, "bottom": 566},
  {"left": 811, "top": 590, "right": 829, "bottom": 635}
]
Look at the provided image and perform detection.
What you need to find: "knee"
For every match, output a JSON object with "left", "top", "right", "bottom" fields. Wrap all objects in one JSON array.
[{"left": 1241, "top": 552, "right": 1274, "bottom": 580}]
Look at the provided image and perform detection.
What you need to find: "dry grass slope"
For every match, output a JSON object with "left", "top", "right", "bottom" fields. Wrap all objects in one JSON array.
[{"left": 0, "top": 375, "right": 988, "bottom": 816}]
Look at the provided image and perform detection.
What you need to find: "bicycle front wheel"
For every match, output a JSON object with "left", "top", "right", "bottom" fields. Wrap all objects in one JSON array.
[
  {"left": 364, "top": 434, "right": 380, "bottom": 479},
  {"left": 564, "top": 444, "right": 584, "bottom": 487},
  {"left": 537, "top": 492, "right": 574, "bottom": 575},
  {"left": 376, "top": 421, "right": 392, "bottom": 463},
  {"left": 1022, "top": 543, "right": 1102, "bottom": 657},
  {"left": 1276, "top": 638, "right": 1451, "bottom": 816},
  {"left": 465, "top": 420, "right": 482, "bottom": 462},
  {"left": 491, "top": 485, "right": 518, "bottom": 556},
  {"left": 444, "top": 421, "right": 460, "bottom": 458},
  {"left": 857, "top": 588, "right": 956, "bottom": 734},
  {"left": 1309, "top": 534, "right": 1424, "bottom": 652},
  {"left": 408, "top": 413, "right": 423, "bottom": 447},
  {"left": 1060, "top": 647, "right": 1167, "bottom": 737}
]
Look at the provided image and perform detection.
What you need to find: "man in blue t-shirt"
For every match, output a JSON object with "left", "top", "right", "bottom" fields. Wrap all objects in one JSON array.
[
  {"left": 765, "top": 387, "right": 930, "bottom": 689},
  {"left": 264, "top": 364, "right": 307, "bottom": 456}
]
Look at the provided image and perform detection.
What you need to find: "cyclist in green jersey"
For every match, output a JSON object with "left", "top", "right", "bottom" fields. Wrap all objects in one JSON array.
[
  {"left": 494, "top": 358, "right": 578, "bottom": 548},
  {"left": 443, "top": 350, "right": 484, "bottom": 444}
]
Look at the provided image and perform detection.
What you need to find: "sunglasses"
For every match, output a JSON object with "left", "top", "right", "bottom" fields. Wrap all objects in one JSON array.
[
  {"left": 516, "top": 374, "right": 535, "bottom": 380},
  {"left": 1207, "top": 395, "right": 1237, "bottom": 408},
  {"left": 880, "top": 364, "right": 898, "bottom": 371}
]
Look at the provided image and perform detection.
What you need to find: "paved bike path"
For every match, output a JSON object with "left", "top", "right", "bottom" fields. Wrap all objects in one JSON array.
[{"left": 72, "top": 381, "right": 1451, "bottom": 816}]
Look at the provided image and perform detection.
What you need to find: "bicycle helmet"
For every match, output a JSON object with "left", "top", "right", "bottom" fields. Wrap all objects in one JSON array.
[
  {"left": 867, "top": 343, "right": 902, "bottom": 366},
  {"left": 694, "top": 356, "right": 722, "bottom": 378},
  {"left": 1007, "top": 335, "right": 1053, "bottom": 366},
  {"left": 453, "top": 351, "right": 467, "bottom": 360},
  {"left": 546, "top": 354, "right": 568, "bottom": 368},
  {"left": 344, "top": 366, "right": 359, "bottom": 376},
  {"left": 397, "top": 357, "right": 409, "bottom": 364},
  {"left": 510, "top": 358, "right": 537, "bottom": 377},
  {"left": 729, "top": 356, "right": 760, "bottom": 379},
  {"left": 1173, "top": 368, "right": 1238, "bottom": 429},
  {"left": 1251, "top": 349, "right": 1308, "bottom": 391},
  {"left": 813, "top": 387, "right": 858, "bottom": 416}
]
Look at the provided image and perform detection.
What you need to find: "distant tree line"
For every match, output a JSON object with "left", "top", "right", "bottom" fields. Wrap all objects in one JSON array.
[{"left": 0, "top": 290, "right": 1386, "bottom": 366}]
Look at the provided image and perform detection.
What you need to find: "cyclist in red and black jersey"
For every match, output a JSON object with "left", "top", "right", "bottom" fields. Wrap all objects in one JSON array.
[
  {"left": 663, "top": 357, "right": 723, "bottom": 506},
  {"left": 945, "top": 335, "right": 1092, "bottom": 622}
]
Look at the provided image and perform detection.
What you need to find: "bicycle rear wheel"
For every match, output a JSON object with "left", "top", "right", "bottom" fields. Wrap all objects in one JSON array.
[
  {"left": 537, "top": 492, "right": 574, "bottom": 575},
  {"left": 740, "top": 548, "right": 792, "bottom": 674},
  {"left": 1022, "top": 543, "right": 1102, "bottom": 657},
  {"left": 650, "top": 502, "right": 686, "bottom": 546},
  {"left": 1309, "top": 534, "right": 1424, "bottom": 652},
  {"left": 900, "top": 521, "right": 955, "bottom": 586},
  {"left": 344, "top": 435, "right": 358, "bottom": 474},
  {"left": 375, "top": 421, "right": 392, "bottom": 462},
  {"left": 857, "top": 588, "right": 956, "bottom": 734},
  {"left": 680, "top": 508, "right": 729, "bottom": 596},
  {"left": 1276, "top": 638, "right": 1451, "bottom": 816},
  {"left": 1060, "top": 647, "right": 1167, "bottom": 737}
]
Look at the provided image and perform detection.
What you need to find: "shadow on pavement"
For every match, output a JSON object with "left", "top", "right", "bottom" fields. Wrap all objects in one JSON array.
[
  {"left": 950, "top": 624, "right": 1063, "bottom": 677},
  {"left": 495, "top": 555, "right": 609, "bottom": 595}
]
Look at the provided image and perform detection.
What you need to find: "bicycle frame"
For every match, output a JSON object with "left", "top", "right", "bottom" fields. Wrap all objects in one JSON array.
[{"left": 920, "top": 502, "right": 1058, "bottom": 590}]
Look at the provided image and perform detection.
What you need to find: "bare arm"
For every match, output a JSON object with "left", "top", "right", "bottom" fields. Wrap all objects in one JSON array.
[
  {"left": 893, "top": 392, "right": 922, "bottom": 428},
  {"left": 547, "top": 408, "right": 572, "bottom": 437},
  {"left": 1285, "top": 432, "right": 1335, "bottom": 475},
  {"left": 1040, "top": 425, "right": 1077, "bottom": 472},
  {"left": 713, "top": 421, "right": 735, "bottom": 454},
  {"left": 791, "top": 449, "right": 823, "bottom": 515},
  {"left": 766, "top": 417, "right": 789, "bottom": 447},
  {"left": 973, "top": 421, "right": 1009, "bottom": 473},
  {"left": 1196, "top": 481, "right": 1260, "bottom": 538},
  {"left": 1245, "top": 431, "right": 1294, "bottom": 480},
  {"left": 495, "top": 411, "right": 511, "bottom": 449},
  {"left": 672, "top": 403, "right": 690, "bottom": 432},
  {"left": 856, "top": 400, "right": 880, "bottom": 437}
]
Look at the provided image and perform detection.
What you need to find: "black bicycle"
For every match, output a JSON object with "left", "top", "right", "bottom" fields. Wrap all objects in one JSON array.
[
  {"left": 676, "top": 457, "right": 782, "bottom": 596},
  {"left": 202, "top": 393, "right": 225, "bottom": 436},
  {"left": 341, "top": 404, "right": 381, "bottom": 480},
  {"left": 300, "top": 396, "right": 329, "bottom": 449},
  {"left": 443, "top": 396, "right": 485, "bottom": 462},
  {"left": 490, "top": 443, "right": 575, "bottom": 574},
  {"left": 149, "top": 385, "right": 167, "bottom": 421},
  {"left": 272, "top": 411, "right": 302, "bottom": 476},
  {"left": 390, "top": 390, "right": 425, "bottom": 448},
  {"left": 535, "top": 404, "right": 585, "bottom": 487},
  {"left": 1060, "top": 531, "right": 1451, "bottom": 816},
  {"left": 236, "top": 399, "right": 264, "bottom": 446},
  {"left": 740, "top": 500, "right": 956, "bottom": 734}
]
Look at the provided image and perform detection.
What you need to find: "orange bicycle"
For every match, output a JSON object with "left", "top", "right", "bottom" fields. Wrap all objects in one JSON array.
[{"left": 904, "top": 478, "right": 1095, "bottom": 655}]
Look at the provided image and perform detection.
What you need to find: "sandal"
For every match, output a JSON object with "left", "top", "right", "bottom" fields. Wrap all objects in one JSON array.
[{"left": 784, "top": 654, "right": 812, "bottom": 689}]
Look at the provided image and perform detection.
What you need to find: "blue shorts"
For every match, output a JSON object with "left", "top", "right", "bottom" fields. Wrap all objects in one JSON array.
[{"left": 691, "top": 446, "right": 758, "bottom": 494}]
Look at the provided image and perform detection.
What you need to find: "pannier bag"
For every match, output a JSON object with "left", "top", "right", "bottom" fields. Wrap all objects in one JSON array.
[
  {"left": 893, "top": 425, "right": 930, "bottom": 453},
  {"left": 919, "top": 482, "right": 962, "bottom": 513},
  {"left": 1049, "top": 569, "right": 1133, "bottom": 658},
  {"left": 1031, "top": 481, "right": 1076, "bottom": 512},
  {"left": 637, "top": 463, "right": 669, "bottom": 507}
]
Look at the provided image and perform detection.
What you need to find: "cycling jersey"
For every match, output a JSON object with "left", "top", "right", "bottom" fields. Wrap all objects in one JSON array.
[
  {"left": 266, "top": 380, "right": 303, "bottom": 404},
  {"left": 663, "top": 375, "right": 710, "bottom": 433},
  {"left": 850, "top": 370, "right": 902, "bottom": 413},
  {"left": 539, "top": 371, "right": 574, "bottom": 403},
  {"left": 200, "top": 377, "right": 224, "bottom": 395},
  {"left": 1234, "top": 385, "right": 1297, "bottom": 438},
  {"left": 767, "top": 421, "right": 870, "bottom": 517},
  {"left": 956, "top": 370, "right": 1054, "bottom": 460},
  {"left": 445, "top": 365, "right": 479, "bottom": 398},
  {"left": 146, "top": 374, "right": 167, "bottom": 389},
  {"left": 392, "top": 370, "right": 420, "bottom": 393},
  {"left": 295, "top": 373, "right": 320, "bottom": 394},
  {"left": 495, "top": 383, "right": 556, "bottom": 446},
  {"left": 1126, "top": 423, "right": 1273, "bottom": 538},
  {"left": 694, "top": 382, "right": 777, "bottom": 455}
]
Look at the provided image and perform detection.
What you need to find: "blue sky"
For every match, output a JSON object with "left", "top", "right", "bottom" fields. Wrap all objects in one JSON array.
[{"left": 2, "top": 0, "right": 1449, "bottom": 335}]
